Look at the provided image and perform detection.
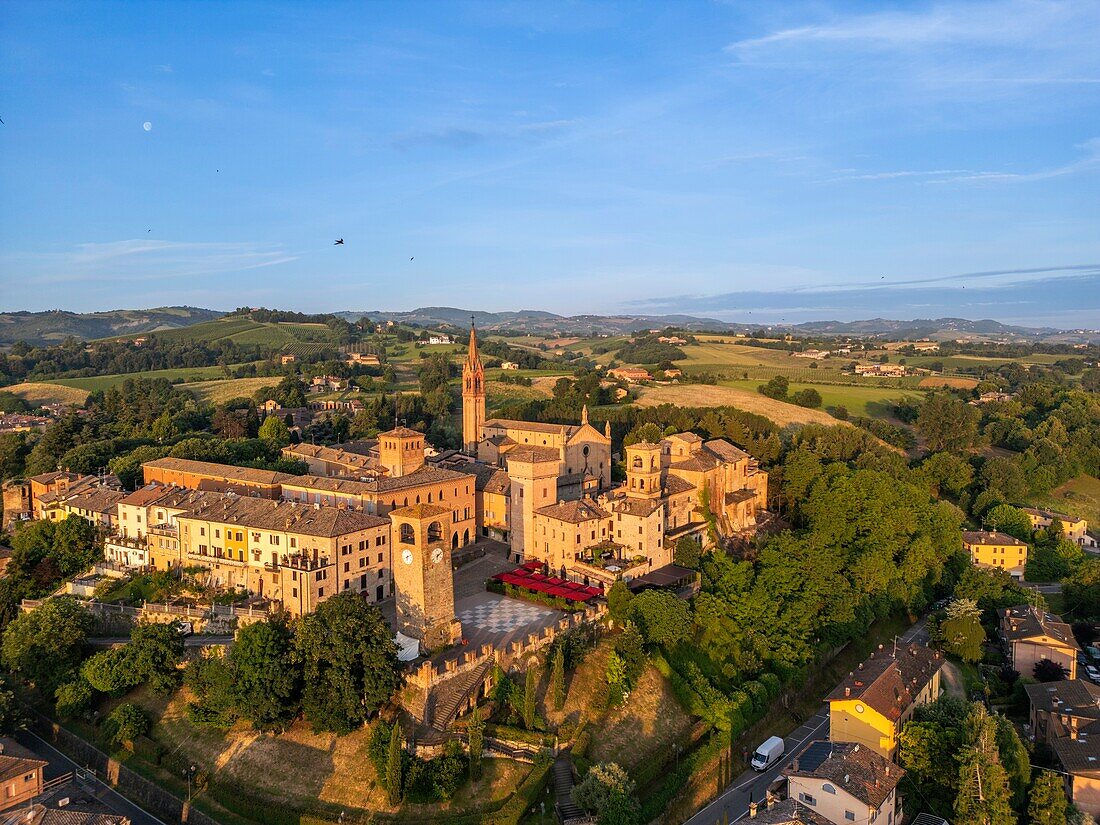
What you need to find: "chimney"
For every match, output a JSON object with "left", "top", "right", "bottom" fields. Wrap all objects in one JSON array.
[
  {"left": 766, "top": 792, "right": 775, "bottom": 809},
  {"left": 844, "top": 774, "right": 850, "bottom": 784},
  {"left": 845, "top": 687, "right": 851, "bottom": 697},
  {"left": 748, "top": 801, "right": 758, "bottom": 818}
]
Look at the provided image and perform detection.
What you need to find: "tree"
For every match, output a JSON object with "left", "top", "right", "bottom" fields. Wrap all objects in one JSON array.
[
  {"left": 294, "top": 594, "right": 402, "bottom": 733},
  {"left": 915, "top": 452, "right": 975, "bottom": 499},
  {"left": 1028, "top": 769, "right": 1067, "bottom": 825},
  {"left": 107, "top": 703, "right": 149, "bottom": 744},
  {"left": 258, "top": 415, "right": 291, "bottom": 446},
  {"left": 54, "top": 679, "right": 93, "bottom": 719},
  {"left": 1064, "top": 559, "right": 1100, "bottom": 619},
  {"left": 2, "top": 597, "right": 92, "bottom": 694},
  {"left": 129, "top": 620, "right": 185, "bottom": 694},
  {"left": 1034, "top": 659, "right": 1068, "bottom": 682},
  {"left": 790, "top": 388, "right": 822, "bottom": 408},
  {"left": 983, "top": 504, "right": 1032, "bottom": 542},
  {"left": 81, "top": 648, "right": 139, "bottom": 696},
  {"left": 0, "top": 680, "right": 22, "bottom": 733},
  {"left": 953, "top": 706, "right": 1016, "bottom": 825},
  {"left": 623, "top": 423, "right": 662, "bottom": 446},
  {"left": 550, "top": 646, "right": 566, "bottom": 711},
  {"left": 184, "top": 654, "right": 238, "bottom": 729},
  {"left": 941, "top": 599, "right": 986, "bottom": 662},
  {"left": 918, "top": 393, "right": 980, "bottom": 453},
  {"left": 673, "top": 537, "right": 702, "bottom": 568},
  {"left": 232, "top": 618, "right": 300, "bottom": 731},
  {"left": 386, "top": 722, "right": 404, "bottom": 804},
  {"left": 573, "top": 762, "right": 640, "bottom": 825},
  {"left": 757, "top": 376, "right": 789, "bottom": 401},
  {"left": 993, "top": 714, "right": 1029, "bottom": 811},
  {"left": 467, "top": 704, "right": 484, "bottom": 779},
  {"left": 630, "top": 590, "right": 690, "bottom": 647},
  {"left": 607, "top": 580, "right": 634, "bottom": 623},
  {"left": 523, "top": 665, "right": 537, "bottom": 730}
]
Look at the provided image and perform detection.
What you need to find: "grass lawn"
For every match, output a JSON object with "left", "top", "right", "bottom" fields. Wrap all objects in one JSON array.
[
  {"left": 6, "top": 381, "right": 91, "bottom": 406},
  {"left": 717, "top": 379, "right": 924, "bottom": 419},
  {"left": 1028, "top": 474, "right": 1100, "bottom": 528},
  {"left": 182, "top": 377, "right": 282, "bottom": 404},
  {"left": 45, "top": 364, "right": 259, "bottom": 392}
]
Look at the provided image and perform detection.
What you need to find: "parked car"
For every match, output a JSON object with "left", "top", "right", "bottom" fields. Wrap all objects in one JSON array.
[
  {"left": 1085, "top": 665, "right": 1100, "bottom": 683},
  {"left": 751, "top": 736, "right": 785, "bottom": 771}
]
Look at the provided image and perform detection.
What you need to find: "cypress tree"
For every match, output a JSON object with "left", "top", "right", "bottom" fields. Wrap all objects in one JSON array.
[
  {"left": 954, "top": 706, "right": 1016, "bottom": 825},
  {"left": 467, "top": 705, "right": 484, "bottom": 780},
  {"left": 550, "top": 646, "right": 566, "bottom": 711},
  {"left": 523, "top": 664, "right": 538, "bottom": 729},
  {"left": 386, "top": 722, "right": 404, "bottom": 805},
  {"left": 1027, "top": 770, "right": 1067, "bottom": 825}
]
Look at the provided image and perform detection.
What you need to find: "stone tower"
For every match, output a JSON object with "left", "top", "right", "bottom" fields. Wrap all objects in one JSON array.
[
  {"left": 390, "top": 503, "right": 461, "bottom": 652},
  {"left": 625, "top": 442, "right": 663, "bottom": 499},
  {"left": 462, "top": 320, "right": 486, "bottom": 455},
  {"left": 378, "top": 426, "right": 425, "bottom": 478},
  {"left": 505, "top": 447, "right": 561, "bottom": 565}
]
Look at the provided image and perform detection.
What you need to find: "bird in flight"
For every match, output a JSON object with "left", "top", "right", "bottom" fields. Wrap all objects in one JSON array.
[
  {"left": 409, "top": 257, "right": 414, "bottom": 261},
  {"left": 334, "top": 239, "right": 344, "bottom": 245}
]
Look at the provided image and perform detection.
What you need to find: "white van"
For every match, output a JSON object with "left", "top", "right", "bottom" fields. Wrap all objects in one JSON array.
[{"left": 750, "top": 736, "right": 785, "bottom": 771}]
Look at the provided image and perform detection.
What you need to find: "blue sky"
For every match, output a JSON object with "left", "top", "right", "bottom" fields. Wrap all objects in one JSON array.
[{"left": 1, "top": 0, "right": 1098, "bottom": 327}]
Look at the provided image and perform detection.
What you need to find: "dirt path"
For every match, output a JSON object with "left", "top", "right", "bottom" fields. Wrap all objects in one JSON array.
[{"left": 941, "top": 660, "right": 967, "bottom": 698}]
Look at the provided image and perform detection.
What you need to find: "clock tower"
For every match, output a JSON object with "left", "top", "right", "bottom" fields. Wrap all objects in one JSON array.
[{"left": 389, "top": 503, "right": 461, "bottom": 652}]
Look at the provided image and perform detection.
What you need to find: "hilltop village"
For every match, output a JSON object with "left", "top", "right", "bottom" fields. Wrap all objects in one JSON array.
[{"left": 0, "top": 315, "right": 1098, "bottom": 825}]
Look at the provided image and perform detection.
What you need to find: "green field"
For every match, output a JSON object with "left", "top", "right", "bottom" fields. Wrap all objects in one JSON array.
[
  {"left": 718, "top": 379, "right": 925, "bottom": 419},
  {"left": 113, "top": 316, "right": 344, "bottom": 348},
  {"left": 46, "top": 364, "right": 255, "bottom": 392},
  {"left": 1028, "top": 474, "right": 1100, "bottom": 529}
]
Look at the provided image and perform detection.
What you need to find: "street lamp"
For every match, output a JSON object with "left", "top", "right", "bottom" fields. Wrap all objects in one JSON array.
[{"left": 185, "top": 764, "right": 197, "bottom": 803}]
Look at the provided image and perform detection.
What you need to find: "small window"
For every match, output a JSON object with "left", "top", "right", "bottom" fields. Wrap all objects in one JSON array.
[{"left": 845, "top": 812, "right": 855, "bottom": 822}]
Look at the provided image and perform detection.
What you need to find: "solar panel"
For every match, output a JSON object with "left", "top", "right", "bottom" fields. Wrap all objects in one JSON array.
[{"left": 796, "top": 741, "right": 834, "bottom": 773}]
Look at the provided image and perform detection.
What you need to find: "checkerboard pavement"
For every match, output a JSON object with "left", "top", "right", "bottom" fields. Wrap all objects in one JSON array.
[{"left": 458, "top": 598, "right": 555, "bottom": 634}]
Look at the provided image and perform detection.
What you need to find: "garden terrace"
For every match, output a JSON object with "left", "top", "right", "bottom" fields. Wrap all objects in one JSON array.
[{"left": 491, "top": 566, "right": 604, "bottom": 603}]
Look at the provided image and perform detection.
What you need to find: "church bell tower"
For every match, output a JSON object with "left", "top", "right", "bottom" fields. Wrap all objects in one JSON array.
[{"left": 462, "top": 320, "right": 485, "bottom": 455}]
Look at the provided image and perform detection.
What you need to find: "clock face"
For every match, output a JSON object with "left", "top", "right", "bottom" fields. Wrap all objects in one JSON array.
[
  {"left": 402, "top": 549, "right": 413, "bottom": 565},
  {"left": 854, "top": 703, "right": 865, "bottom": 714},
  {"left": 431, "top": 547, "right": 444, "bottom": 564}
]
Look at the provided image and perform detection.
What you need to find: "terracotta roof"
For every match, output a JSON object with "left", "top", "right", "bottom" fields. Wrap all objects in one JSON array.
[
  {"left": 665, "top": 431, "right": 703, "bottom": 444},
  {"left": 28, "top": 470, "right": 83, "bottom": 485},
  {"left": 664, "top": 475, "right": 696, "bottom": 495},
  {"left": 745, "top": 798, "right": 832, "bottom": 825},
  {"left": 369, "top": 464, "right": 471, "bottom": 492},
  {"left": 280, "top": 475, "right": 375, "bottom": 496},
  {"left": 1052, "top": 723, "right": 1100, "bottom": 774},
  {"left": 704, "top": 439, "right": 749, "bottom": 463},
  {"left": 962, "top": 530, "right": 1027, "bottom": 546},
  {"left": 64, "top": 487, "right": 126, "bottom": 514},
  {"left": 484, "top": 418, "right": 579, "bottom": 437},
  {"left": 1025, "top": 679, "right": 1100, "bottom": 720},
  {"left": 283, "top": 443, "right": 381, "bottom": 472},
  {"left": 119, "top": 484, "right": 178, "bottom": 507},
  {"left": 35, "top": 810, "right": 130, "bottom": 825},
  {"left": 669, "top": 452, "right": 719, "bottom": 472},
  {"left": 787, "top": 740, "right": 903, "bottom": 808},
  {"left": 613, "top": 497, "right": 663, "bottom": 517},
  {"left": 626, "top": 440, "right": 662, "bottom": 450},
  {"left": 142, "top": 457, "right": 295, "bottom": 486},
  {"left": 1001, "top": 605, "right": 1079, "bottom": 649},
  {"left": 459, "top": 463, "right": 512, "bottom": 495},
  {"left": 536, "top": 499, "right": 609, "bottom": 524},
  {"left": 1020, "top": 506, "right": 1083, "bottom": 523},
  {"left": 378, "top": 426, "right": 423, "bottom": 439},
  {"left": 178, "top": 497, "right": 388, "bottom": 537},
  {"left": 504, "top": 445, "right": 560, "bottom": 464},
  {"left": 390, "top": 503, "right": 450, "bottom": 519},
  {"left": 827, "top": 645, "right": 944, "bottom": 721},
  {"left": 0, "top": 751, "right": 47, "bottom": 784},
  {"left": 485, "top": 434, "right": 516, "bottom": 447}
]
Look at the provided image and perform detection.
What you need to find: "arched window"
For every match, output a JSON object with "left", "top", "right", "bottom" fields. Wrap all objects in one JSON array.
[
  {"left": 399, "top": 523, "right": 415, "bottom": 544},
  {"left": 451, "top": 532, "right": 459, "bottom": 549},
  {"left": 427, "top": 521, "right": 443, "bottom": 543},
  {"left": 632, "top": 456, "right": 643, "bottom": 469},
  {"left": 822, "top": 784, "right": 836, "bottom": 795},
  {"left": 463, "top": 528, "right": 469, "bottom": 545}
]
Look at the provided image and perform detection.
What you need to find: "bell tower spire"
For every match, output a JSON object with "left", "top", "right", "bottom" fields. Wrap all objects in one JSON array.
[{"left": 462, "top": 316, "right": 486, "bottom": 455}]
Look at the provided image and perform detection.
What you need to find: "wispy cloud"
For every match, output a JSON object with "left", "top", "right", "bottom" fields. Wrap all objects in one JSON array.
[
  {"left": 2, "top": 239, "right": 298, "bottom": 285},
  {"left": 154, "top": 64, "right": 174, "bottom": 74},
  {"left": 390, "top": 119, "right": 577, "bottom": 151}
]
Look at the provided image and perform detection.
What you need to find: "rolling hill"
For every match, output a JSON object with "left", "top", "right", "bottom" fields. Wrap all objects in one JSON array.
[{"left": 0, "top": 307, "right": 223, "bottom": 345}]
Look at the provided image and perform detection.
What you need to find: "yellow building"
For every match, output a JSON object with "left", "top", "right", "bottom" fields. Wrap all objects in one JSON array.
[
  {"left": 1000, "top": 604, "right": 1079, "bottom": 680},
  {"left": 962, "top": 530, "right": 1029, "bottom": 579},
  {"left": 176, "top": 497, "right": 391, "bottom": 616},
  {"left": 1021, "top": 506, "right": 1094, "bottom": 548},
  {"left": 827, "top": 644, "right": 943, "bottom": 759}
]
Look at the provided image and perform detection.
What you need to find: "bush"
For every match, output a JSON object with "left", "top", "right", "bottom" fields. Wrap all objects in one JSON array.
[
  {"left": 106, "top": 703, "right": 149, "bottom": 744},
  {"left": 54, "top": 679, "right": 93, "bottom": 719}
]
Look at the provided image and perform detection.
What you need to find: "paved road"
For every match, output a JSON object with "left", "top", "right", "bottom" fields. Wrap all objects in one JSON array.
[
  {"left": 1026, "top": 583, "right": 1063, "bottom": 595},
  {"left": 14, "top": 730, "right": 167, "bottom": 825},
  {"left": 685, "top": 616, "right": 930, "bottom": 825}
]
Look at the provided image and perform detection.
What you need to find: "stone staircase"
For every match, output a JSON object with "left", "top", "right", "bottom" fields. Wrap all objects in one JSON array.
[
  {"left": 428, "top": 658, "right": 493, "bottom": 731},
  {"left": 554, "top": 754, "right": 588, "bottom": 824}
]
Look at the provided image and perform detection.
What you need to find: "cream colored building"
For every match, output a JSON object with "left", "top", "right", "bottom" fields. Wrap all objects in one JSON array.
[
  {"left": 1000, "top": 604, "right": 1079, "bottom": 680},
  {"left": 1021, "top": 506, "right": 1094, "bottom": 548},
  {"left": 785, "top": 741, "right": 903, "bottom": 825},
  {"left": 962, "top": 530, "right": 1029, "bottom": 579},
  {"left": 175, "top": 497, "right": 391, "bottom": 616}
]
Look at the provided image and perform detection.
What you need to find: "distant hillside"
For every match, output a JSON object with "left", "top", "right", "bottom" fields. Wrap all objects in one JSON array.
[
  {"left": 337, "top": 307, "right": 1091, "bottom": 342},
  {"left": 339, "top": 306, "right": 734, "bottom": 334},
  {"left": 0, "top": 307, "right": 223, "bottom": 345}
]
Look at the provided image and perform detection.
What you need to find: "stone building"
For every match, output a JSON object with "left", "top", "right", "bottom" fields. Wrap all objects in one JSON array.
[{"left": 390, "top": 503, "right": 461, "bottom": 652}]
